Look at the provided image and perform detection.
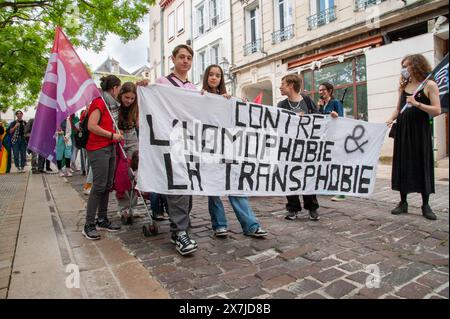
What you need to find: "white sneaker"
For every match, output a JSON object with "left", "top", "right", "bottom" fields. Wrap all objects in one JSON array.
[
  {"left": 83, "top": 187, "right": 91, "bottom": 195},
  {"left": 65, "top": 169, "right": 73, "bottom": 177},
  {"left": 59, "top": 170, "right": 66, "bottom": 177}
]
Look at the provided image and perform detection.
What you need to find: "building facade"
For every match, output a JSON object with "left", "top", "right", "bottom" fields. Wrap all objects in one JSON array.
[
  {"left": 230, "top": 0, "right": 448, "bottom": 160},
  {"left": 191, "top": 0, "right": 233, "bottom": 91}
]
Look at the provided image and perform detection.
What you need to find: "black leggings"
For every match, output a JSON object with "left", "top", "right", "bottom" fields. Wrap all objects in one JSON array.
[
  {"left": 401, "top": 193, "right": 429, "bottom": 206},
  {"left": 57, "top": 158, "right": 71, "bottom": 170}
]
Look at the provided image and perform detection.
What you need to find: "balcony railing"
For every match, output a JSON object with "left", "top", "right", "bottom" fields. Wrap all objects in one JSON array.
[
  {"left": 355, "top": 0, "right": 384, "bottom": 11},
  {"left": 307, "top": 6, "right": 337, "bottom": 30},
  {"left": 271, "top": 24, "right": 295, "bottom": 44},
  {"left": 243, "top": 39, "right": 262, "bottom": 56}
]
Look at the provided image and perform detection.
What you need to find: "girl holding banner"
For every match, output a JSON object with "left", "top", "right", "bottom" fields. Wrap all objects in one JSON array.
[
  {"left": 386, "top": 54, "right": 441, "bottom": 220},
  {"left": 202, "top": 65, "right": 268, "bottom": 238}
]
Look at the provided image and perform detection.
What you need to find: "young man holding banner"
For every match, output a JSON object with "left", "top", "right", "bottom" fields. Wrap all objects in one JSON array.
[
  {"left": 154, "top": 45, "right": 198, "bottom": 256},
  {"left": 277, "top": 74, "right": 322, "bottom": 221}
]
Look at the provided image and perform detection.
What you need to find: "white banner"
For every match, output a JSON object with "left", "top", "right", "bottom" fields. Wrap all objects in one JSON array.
[{"left": 137, "top": 84, "right": 387, "bottom": 197}]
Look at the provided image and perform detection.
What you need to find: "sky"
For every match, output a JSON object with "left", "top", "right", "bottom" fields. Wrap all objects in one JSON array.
[{"left": 77, "top": 16, "right": 150, "bottom": 74}]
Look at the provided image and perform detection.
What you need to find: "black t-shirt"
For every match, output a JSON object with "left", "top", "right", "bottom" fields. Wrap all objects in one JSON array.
[
  {"left": 12, "top": 120, "right": 26, "bottom": 137},
  {"left": 277, "top": 98, "right": 309, "bottom": 114}
]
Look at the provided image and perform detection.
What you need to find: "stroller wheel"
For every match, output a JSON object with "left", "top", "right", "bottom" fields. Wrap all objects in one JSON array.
[{"left": 143, "top": 223, "right": 158, "bottom": 237}]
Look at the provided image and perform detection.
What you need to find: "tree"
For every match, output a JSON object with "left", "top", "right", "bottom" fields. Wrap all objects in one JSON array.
[{"left": 0, "top": 0, "right": 156, "bottom": 112}]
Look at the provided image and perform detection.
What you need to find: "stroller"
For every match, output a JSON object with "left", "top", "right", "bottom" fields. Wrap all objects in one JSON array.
[{"left": 114, "top": 148, "right": 164, "bottom": 237}]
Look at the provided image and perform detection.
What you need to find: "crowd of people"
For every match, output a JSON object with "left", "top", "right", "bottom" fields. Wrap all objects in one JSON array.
[{"left": 0, "top": 46, "right": 441, "bottom": 257}]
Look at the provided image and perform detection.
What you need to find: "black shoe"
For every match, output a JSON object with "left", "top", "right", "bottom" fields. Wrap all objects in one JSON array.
[
  {"left": 171, "top": 231, "right": 198, "bottom": 248},
  {"left": 173, "top": 231, "right": 197, "bottom": 256},
  {"left": 96, "top": 218, "right": 121, "bottom": 232},
  {"left": 422, "top": 205, "right": 437, "bottom": 220},
  {"left": 245, "top": 227, "right": 268, "bottom": 238},
  {"left": 46, "top": 167, "right": 53, "bottom": 172},
  {"left": 391, "top": 202, "right": 408, "bottom": 215},
  {"left": 82, "top": 224, "right": 101, "bottom": 240},
  {"left": 309, "top": 210, "right": 320, "bottom": 221}
]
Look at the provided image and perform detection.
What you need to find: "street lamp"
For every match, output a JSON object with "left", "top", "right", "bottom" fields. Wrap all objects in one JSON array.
[{"left": 219, "top": 57, "right": 236, "bottom": 95}]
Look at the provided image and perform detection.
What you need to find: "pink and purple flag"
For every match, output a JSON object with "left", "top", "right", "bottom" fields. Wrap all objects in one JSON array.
[{"left": 28, "top": 27, "right": 100, "bottom": 161}]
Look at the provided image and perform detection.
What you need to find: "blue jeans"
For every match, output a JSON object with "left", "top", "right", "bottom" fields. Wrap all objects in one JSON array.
[
  {"left": 208, "top": 196, "right": 260, "bottom": 234},
  {"left": 12, "top": 137, "right": 27, "bottom": 169},
  {"left": 150, "top": 193, "right": 167, "bottom": 215}
]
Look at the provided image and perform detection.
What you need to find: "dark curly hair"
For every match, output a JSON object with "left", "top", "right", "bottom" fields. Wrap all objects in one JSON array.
[{"left": 400, "top": 54, "right": 432, "bottom": 90}]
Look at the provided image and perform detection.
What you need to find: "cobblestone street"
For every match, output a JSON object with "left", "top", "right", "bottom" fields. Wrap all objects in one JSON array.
[{"left": 67, "top": 174, "right": 449, "bottom": 299}]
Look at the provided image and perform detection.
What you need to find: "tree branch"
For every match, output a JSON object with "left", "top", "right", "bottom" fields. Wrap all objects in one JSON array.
[{"left": 0, "top": 1, "right": 51, "bottom": 10}]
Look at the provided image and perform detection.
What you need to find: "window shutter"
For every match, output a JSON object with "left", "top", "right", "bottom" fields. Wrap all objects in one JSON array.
[
  {"left": 274, "top": 1, "right": 280, "bottom": 31},
  {"left": 285, "top": 0, "right": 293, "bottom": 27},
  {"left": 255, "top": 7, "right": 260, "bottom": 41},
  {"left": 205, "top": 2, "right": 210, "bottom": 31},
  {"left": 193, "top": 9, "right": 198, "bottom": 37},
  {"left": 310, "top": 0, "right": 317, "bottom": 16}
]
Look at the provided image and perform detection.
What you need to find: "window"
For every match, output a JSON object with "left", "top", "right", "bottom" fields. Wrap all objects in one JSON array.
[
  {"left": 272, "top": 0, "right": 294, "bottom": 43},
  {"left": 210, "top": 44, "right": 220, "bottom": 65},
  {"left": 301, "top": 55, "right": 368, "bottom": 120},
  {"left": 210, "top": 0, "right": 218, "bottom": 27},
  {"left": 177, "top": 4, "right": 184, "bottom": 33},
  {"left": 168, "top": 11, "right": 175, "bottom": 40},
  {"left": 308, "top": 0, "right": 336, "bottom": 29},
  {"left": 244, "top": 6, "right": 261, "bottom": 55},
  {"left": 196, "top": 50, "right": 207, "bottom": 83},
  {"left": 197, "top": 5, "right": 205, "bottom": 35}
]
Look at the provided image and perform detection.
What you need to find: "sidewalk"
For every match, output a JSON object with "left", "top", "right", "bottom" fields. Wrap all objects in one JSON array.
[
  {"left": 0, "top": 161, "right": 448, "bottom": 299},
  {"left": 1, "top": 169, "right": 168, "bottom": 299}
]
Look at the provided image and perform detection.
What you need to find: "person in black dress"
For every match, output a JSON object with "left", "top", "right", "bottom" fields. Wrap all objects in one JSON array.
[{"left": 386, "top": 54, "right": 442, "bottom": 220}]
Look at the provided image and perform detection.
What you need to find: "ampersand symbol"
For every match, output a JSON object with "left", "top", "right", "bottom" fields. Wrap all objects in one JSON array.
[{"left": 345, "top": 125, "right": 368, "bottom": 154}]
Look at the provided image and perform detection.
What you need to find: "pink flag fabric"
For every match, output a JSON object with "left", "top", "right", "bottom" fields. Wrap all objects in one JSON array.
[{"left": 28, "top": 27, "right": 100, "bottom": 161}]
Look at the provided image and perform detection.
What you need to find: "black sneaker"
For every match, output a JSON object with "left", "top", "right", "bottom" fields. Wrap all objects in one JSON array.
[
  {"left": 82, "top": 224, "right": 101, "bottom": 240},
  {"left": 96, "top": 218, "right": 121, "bottom": 232},
  {"left": 391, "top": 202, "right": 408, "bottom": 215},
  {"left": 171, "top": 231, "right": 198, "bottom": 248},
  {"left": 422, "top": 205, "right": 437, "bottom": 220},
  {"left": 174, "top": 231, "right": 197, "bottom": 256},
  {"left": 309, "top": 210, "right": 320, "bottom": 221},
  {"left": 245, "top": 227, "right": 268, "bottom": 238}
]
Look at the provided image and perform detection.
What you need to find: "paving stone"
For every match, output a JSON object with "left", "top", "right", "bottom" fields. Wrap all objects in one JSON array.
[
  {"left": 357, "top": 286, "right": 395, "bottom": 299},
  {"left": 311, "top": 268, "right": 346, "bottom": 283},
  {"left": 403, "top": 251, "right": 449, "bottom": 266},
  {"left": 255, "top": 266, "right": 291, "bottom": 281},
  {"left": 279, "top": 244, "right": 315, "bottom": 261},
  {"left": 262, "top": 274, "right": 296, "bottom": 290},
  {"left": 383, "top": 264, "right": 432, "bottom": 287},
  {"left": 271, "top": 289, "right": 296, "bottom": 299},
  {"left": 338, "top": 261, "right": 365, "bottom": 273},
  {"left": 416, "top": 271, "right": 450, "bottom": 289},
  {"left": 303, "top": 292, "right": 327, "bottom": 299},
  {"left": 324, "top": 280, "right": 357, "bottom": 298},
  {"left": 396, "top": 282, "right": 433, "bottom": 299},
  {"left": 224, "top": 275, "right": 262, "bottom": 289},
  {"left": 226, "top": 286, "right": 267, "bottom": 299},
  {"left": 346, "top": 272, "right": 370, "bottom": 285},
  {"left": 289, "top": 265, "right": 321, "bottom": 279},
  {"left": 437, "top": 286, "right": 449, "bottom": 298},
  {"left": 289, "top": 279, "right": 322, "bottom": 295}
]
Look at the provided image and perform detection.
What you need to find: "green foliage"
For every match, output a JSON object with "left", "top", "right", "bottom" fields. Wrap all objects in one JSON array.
[{"left": 0, "top": 0, "right": 156, "bottom": 112}]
